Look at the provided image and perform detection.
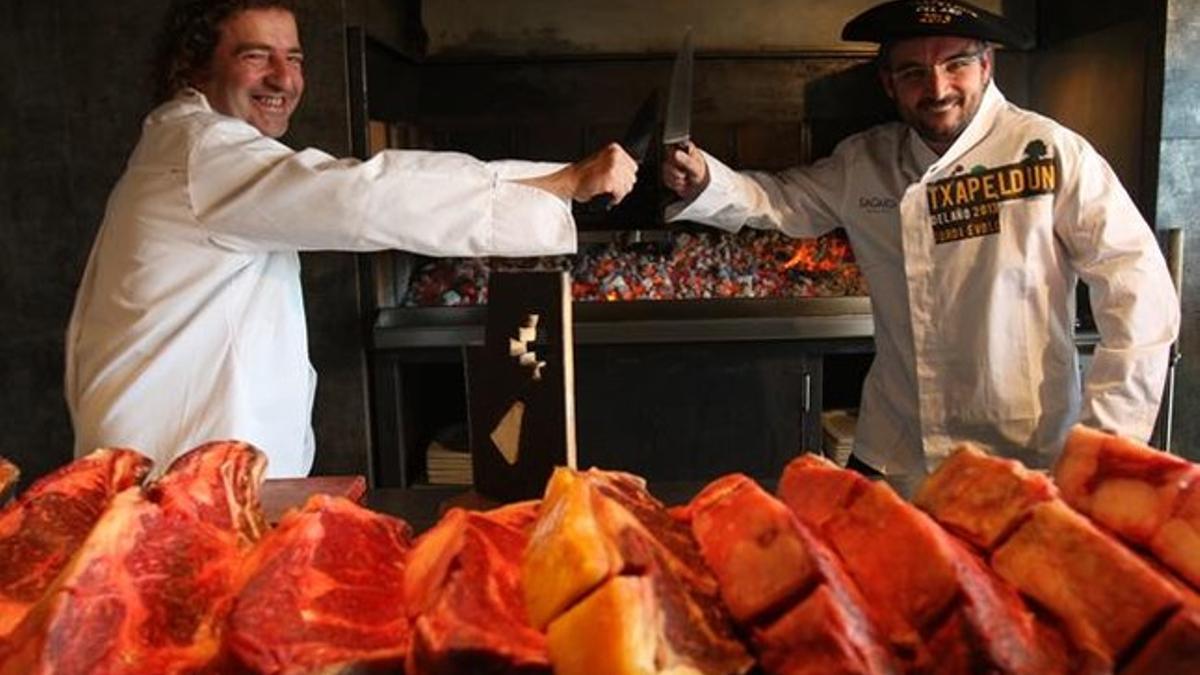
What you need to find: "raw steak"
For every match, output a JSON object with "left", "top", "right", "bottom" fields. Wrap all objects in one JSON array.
[
  {"left": 0, "top": 440, "right": 264, "bottom": 674},
  {"left": 1054, "top": 424, "right": 1200, "bottom": 588},
  {"left": 151, "top": 439, "right": 268, "bottom": 547},
  {"left": 991, "top": 499, "right": 1183, "bottom": 663},
  {"left": 778, "top": 454, "right": 1065, "bottom": 673},
  {"left": 684, "top": 473, "right": 895, "bottom": 675},
  {"left": 0, "top": 447, "right": 151, "bottom": 638},
  {"left": 0, "top": 457, "right": 17, "bottom": 505},
  {"left": 228, "top": 495, "right": 412, "bottom": 674},
  {"left": 523, "top": 467, "right": 752, "bottom": 675},
  {"left": 405, "top": 505, "right": 546, "bottom": 674},
  {"left": 914, "top": 443, "right": 1057, "bottom": 550},
  {"left": 1122, "top": 605, "right": 1200, "bottom": 675}
]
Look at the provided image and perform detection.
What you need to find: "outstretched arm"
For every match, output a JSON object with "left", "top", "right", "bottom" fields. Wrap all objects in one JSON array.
[{"left": 518, "top": 143, "right": 639, "bottom": 204}]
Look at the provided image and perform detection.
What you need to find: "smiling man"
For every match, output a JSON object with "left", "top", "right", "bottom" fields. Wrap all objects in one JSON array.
[
  {"left": 662, "top": 0, "right": 1178, "bottom": 494},
  {"left": 196, "top": 6, "right": 304, "bottom": 138},
  {"left": 65, "top": 0, "right": 637, "bottom": 477}
]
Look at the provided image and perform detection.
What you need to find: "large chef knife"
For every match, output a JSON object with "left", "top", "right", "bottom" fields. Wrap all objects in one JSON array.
[
  {"left": 662, "top": 27, "right": 694, "bottom": 149},
  {"left": 619, "top": 89, "right": 659, "bottom": 165},
  {"left": 595, "top": 90, "right": 658, "bottom": 209}
]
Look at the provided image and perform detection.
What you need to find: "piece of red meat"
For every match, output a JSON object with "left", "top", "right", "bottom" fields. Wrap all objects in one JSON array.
[
  {"left": 150, "top": 439, "right": 267, "bottom": 547},
  {"left": 0, "top": 447, "right": 151, "bottom": 639},
  {"left": 1054, "top": 424, "right": 1200, "bottom": 589},
  {"left": 405, "top": 506, "right": 547, "bottom": 674},
  {"left": 684, "top": 473, "right": 895, "bottom": 675},
  {"left": 0, "top": 440, "right": 264, "bottom": 674},
  {"left": 778, "top": 453, "right": 1067, "bottom": 673},
  {"left": 523, "top": 467, "right": 753, "bottom": 675},
  {"left": 228, "top": 494, "right": 413, "bottom": 674}
]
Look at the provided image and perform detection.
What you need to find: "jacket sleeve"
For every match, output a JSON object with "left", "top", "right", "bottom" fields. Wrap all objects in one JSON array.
[
  {"left": 665, "top": 148, "right": 849, "bottom": 238},
  {"left": 186, "top": 120, "right": 576, "bottom": 256},
  {"left": 1053, "top": 135, "right": 1180, "bottom": 441}
]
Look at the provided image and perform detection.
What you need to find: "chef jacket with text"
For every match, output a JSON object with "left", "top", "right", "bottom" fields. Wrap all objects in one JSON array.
[
  {"left": 670, "top": 81, "right": 1179, "bottom": 479},
  {"left": 66, "top": 89, "right": 576, "bottom": 478}
]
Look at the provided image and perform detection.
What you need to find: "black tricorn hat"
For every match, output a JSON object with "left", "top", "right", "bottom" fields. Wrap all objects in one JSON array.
[{"left": 842, "top": 0, "right": 1035, "bottom": 50}]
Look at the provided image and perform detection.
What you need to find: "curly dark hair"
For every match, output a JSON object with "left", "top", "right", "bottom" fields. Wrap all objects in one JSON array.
[{"left": 153, "top": 0, "right": 297, "bottom": 103}]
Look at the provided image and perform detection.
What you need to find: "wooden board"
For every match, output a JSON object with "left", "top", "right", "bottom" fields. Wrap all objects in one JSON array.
[
  {"left": 260, "top": 475, "right": 368, "bottom": 525},
  {"left": 468, "top": 270, "right": 576, "bottom": 502}
]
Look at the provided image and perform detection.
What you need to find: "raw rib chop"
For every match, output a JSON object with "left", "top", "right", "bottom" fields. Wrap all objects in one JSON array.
[
  {"left": 992, "top": 499, "right": 1184, "bottom": 664},
  {"left": 1122, "top": 605, "right": 1200, "bottom": 675},
  {"left": 405, "top": 505, "right": 547, "bottom": 674},
  {"left": 0, "top": 447, "right": 151, "bottom": 638},
  {"left": 228, "top": 494, "right": 412, "bottom": 674},
  {"left": 0, "top": 440, "right": 265, "bottom": 674},
  {"left": 778, "top": 453, "right": 1064, "bottom": 673},
  {"left": 684, "top": 473, "right": 895, "bottom": 675},
  {"left": 151, "top": 439, "right": 268, "bottom": 547},
  {"left": 0, "top": 457, "right": 17, "bottom": 505},
  {"left": 523, "top": 467, "right": 752, "bottom": 675},
  {"left": 914, "top": 443, "right": 1057, "bottom": 550},
  {"left": 1054, "top": 424, "right": 1200, "bottom": 588}
]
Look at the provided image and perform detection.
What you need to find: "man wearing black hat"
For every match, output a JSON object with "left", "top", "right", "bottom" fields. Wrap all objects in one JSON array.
[{"left": 663, "top": 0, "right": 1178, "bottom": 494}]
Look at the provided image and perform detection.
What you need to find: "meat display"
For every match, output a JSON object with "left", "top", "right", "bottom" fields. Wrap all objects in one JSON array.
[
  {"left": 0, "top": 441, "right": 262, "bottom": 674},
  {"left": 778, "top": 454, "right": 1066, "bottom": 673},
  {"left": 916, "top": 438, "right": 1200, "bottom": 672},
  {"left": 229, "top": 494, "right": 412, "bottom": 674},
  {"left": 2, "top": 427, "right": 1199, "bottom": 673},
  {"left": 522, "top": 467, "right": 753, "bottom": 675},
  {"left": 0, "top": 447, "right": 151, "bottom": 639}
]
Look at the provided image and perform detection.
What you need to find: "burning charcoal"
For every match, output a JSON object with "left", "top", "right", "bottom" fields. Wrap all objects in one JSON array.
[{"left": 402, "top": 229, "right": 866, "bottom": 306}]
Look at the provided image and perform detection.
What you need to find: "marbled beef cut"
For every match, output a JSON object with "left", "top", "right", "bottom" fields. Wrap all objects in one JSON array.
[
  {"left": 228, "top": 494, "right": 413, "bottom": 674},
  {"left": 1054, "top": 424, "right": 1200, "bottom": 589},
  {"left": 404, "top": 503, "right": 547, "bottom": 674},
  {"left": 0, "top": 447, "right": 151, "bottom": 639},
  {"left": 0, "top": 441, "right": 263, "bottom": 675},
  {"left": 778, "top": 454, "right": 1067, "bottom": 674},
  {"left": 683, "top": 473, "right": 896, "bottom": 675},
  {"left": 150, "top": 439, "right": 268, "bottom": 547},
  {"left": 919, "top": 441, "right": 1199, "bottom": 671},
  {"left": 522, "top": 467, "right": 753, "bottom": 675}
]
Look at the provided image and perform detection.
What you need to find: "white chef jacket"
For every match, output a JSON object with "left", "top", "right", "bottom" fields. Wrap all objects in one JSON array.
[
  {"left": 66, "top": 89, "right": 576, "bottom": 477},
  {"left": 670, "top": 81, "right": 1179, "bottom": 480}
]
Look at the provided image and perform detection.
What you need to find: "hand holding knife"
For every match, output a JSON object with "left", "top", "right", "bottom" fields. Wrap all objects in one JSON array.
[
  {"left": 661, "top": 27, "right": 709, "bottom": 201},
  {"left": 592, "top": 90, "right": 658, "bottom": 210}
]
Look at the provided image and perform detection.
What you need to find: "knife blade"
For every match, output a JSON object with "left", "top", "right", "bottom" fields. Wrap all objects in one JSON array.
[
  {"left": 620, "top": 89, "right": 659, "bottom": 165},
  {"left": 594, "top": 90, "right": 659, "bottom": 209},
  {"left": 662, "top": 27, "right": 694, "bottom": 148}
]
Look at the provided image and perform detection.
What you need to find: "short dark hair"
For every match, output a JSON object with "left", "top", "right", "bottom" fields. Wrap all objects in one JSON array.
[{"left": 153, "top": 0, "right": 297, "bottom": 102}]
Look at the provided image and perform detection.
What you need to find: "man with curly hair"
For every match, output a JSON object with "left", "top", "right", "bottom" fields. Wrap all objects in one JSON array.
[{"left": 65, "top": 0, "right": 637, "bottom": 477}]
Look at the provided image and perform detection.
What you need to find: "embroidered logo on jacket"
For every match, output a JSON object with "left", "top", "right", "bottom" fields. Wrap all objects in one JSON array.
[{"left": 926, "top": 141, "right": 1058, "bottom": 244}]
